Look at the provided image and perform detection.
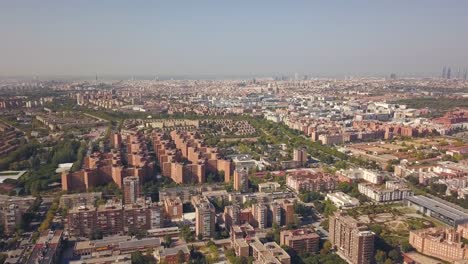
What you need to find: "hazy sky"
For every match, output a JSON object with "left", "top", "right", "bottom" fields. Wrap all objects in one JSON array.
[{"left": 1, "top": 0, "right": 467, "bottom": 78}]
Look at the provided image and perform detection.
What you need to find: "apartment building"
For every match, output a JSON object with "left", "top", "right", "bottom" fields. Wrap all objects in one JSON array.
[
  {"left": 123, "top": 176, "right": 141, "bottom": 204},
  {"left": 0, "top": 195, "right": 36, "bottom": 234},
  {"left": 258, "top": 182, "right": 281, "bottom": 193},
  {"left": 280, "top": 229, "right": 320, "bottom": 255},
  {"left": 163, "top": 197, "right": 183, "bottom": 220},
  {"left": 286, "top": 172, "right": 336, "bottom": 193},
  {"left": 251, "top": 203, "right": 268, "bottom": 229},
  {"left": 155, "top": 245, "right": 190, "bottom": 264},
  {"left": 62, "top": 131, "right": 154, "bottom": 192},
  {"left": 293, "top": 148, "right": 307, "bottom": 165},
  {"left": 337, "top": 168, "right": 383, "bottom": 184},
  {"left": 234, "top": 167, "right": 249, "bottom": 192},
  {"left": 250, "top": 238, "right": 290, "bottom": 264},
  {"left": 318, "top": 133, "right": 344, "bottom": 145},
  {"left": 67, "top": 198, "right": 163, "bottom": 237},
  {"left": 224, "top": 198, "right": 294, "bottom": 230},
  {"left": 329, "top": 212, "right": 375, "bottom": 264},
  {"left": 59, "top": 192, "right": 102, "bottom": 209},
  {"left": 0, "top": 122, "right": 23, "bottom": 156},
  {"left": 224, "top": 204, "right": 241, "bottom": 231},
  {"left": 153, "top": 131, "right": 233, "bottom": 184},
  {"left": 358, "top": 181, "right": 413, "bottom": 202},
  {"left": 410, "top": 226, "right": 468, "bottom": 262},
  {"left": 192, "top": 196, "right": 215, "bottom": 238}
]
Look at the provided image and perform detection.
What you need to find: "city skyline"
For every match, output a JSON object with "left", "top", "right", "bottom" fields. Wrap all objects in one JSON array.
[
  {"left": 1, "top": 2, "right": 468, "bottom": 264},
  {"left": 1, "top": 1, "right": 468, "bottom": 77}
]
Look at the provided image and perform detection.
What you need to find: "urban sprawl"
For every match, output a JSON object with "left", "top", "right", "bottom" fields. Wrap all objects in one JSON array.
[{"left": 0, "top": 75, "right": 468, "bottom": 264}]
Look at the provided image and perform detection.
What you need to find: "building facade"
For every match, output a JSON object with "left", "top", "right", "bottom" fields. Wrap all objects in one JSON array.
[
  {"left": 329, "top": 212, "right": 375, "bottom": 264},
  {"left": 280, "top": 229, "right": 320, "bottom": 255}
]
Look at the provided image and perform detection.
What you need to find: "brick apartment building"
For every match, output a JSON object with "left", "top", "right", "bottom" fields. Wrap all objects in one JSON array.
[
  {"left": 123, "top": 176, "right": 141, "bottom": 204},
  {"left": 409, "top": 225, "right": 468, "bottom": 262},
  {"left": 67, "top": 198, "right": 162, "bottom": 237},
  {"left": 286, "top": 171, "right": 337, "bottom": 193},
  {"left": 224, "top": 199, "right": 295, "bottom": 230},
  {"left": 153, "top": 131, "right": 233, "bottom": 185},
  {"left": 163, "top": 197, "right": 183, "bottom": 220},
  {"left": 329, "top": 212, "right": 375, "bottom": 264},
  {"left": 62, "top": 131, "right": 154, "bottom": 192},
  {"left": 233, "top": 167, "right": 249, "bottom": 192},
  {"left": 280, "top": 229, "right": 320, "bottom": 255}
]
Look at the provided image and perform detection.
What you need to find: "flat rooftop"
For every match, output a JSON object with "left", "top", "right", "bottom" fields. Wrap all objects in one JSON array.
[
  {"left": 0, "top": 170, "right": 27, "bottom": 183},
  {"left": 406, "top": 195, "right": 468, "bottom": 221}
]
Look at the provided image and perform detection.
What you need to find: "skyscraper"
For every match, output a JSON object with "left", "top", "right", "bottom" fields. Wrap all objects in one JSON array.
[
  {"left": 192, "top": 196, "right": 215, "bottom": 239},
  {"left": 442, "top": 66, "right": 447, "bottom": 79},
  {"left": 123, "top": 176, "right": 140, "bottom": 204},
  {"left": 464, "top": 69, "right": 468, "bottom": 81},
  {"left": 252, "top": 203, "right": 268, "bottom": 229},
  {"left": 447, "top": 67, "right": 452, "bottom": 79},
  {"left": 233, "top": 167, "right": 249, "bottom": 193}
]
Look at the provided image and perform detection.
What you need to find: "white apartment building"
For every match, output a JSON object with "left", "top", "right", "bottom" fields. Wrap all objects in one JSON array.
[
  {"left": 338, "top": 168, "right": 384, "bottom": 184},
  {"left": 326, "top": 192, "right": 360, "bottom": 208},
  {"left": 358, "top": 181, "right": 413, "bottom": 202}
]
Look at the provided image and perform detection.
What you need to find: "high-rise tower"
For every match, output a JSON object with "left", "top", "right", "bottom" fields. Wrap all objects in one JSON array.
[
  {"left": 329, "top": 212, "right": 375, "bottom": 264},
  {"left": 123, "top": 176, "right": 141, "bottom": 204}
]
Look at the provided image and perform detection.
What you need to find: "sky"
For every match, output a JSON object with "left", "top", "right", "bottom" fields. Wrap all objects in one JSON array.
[{"left": 0, "top": 0, "right": 467, "bottom": 78}]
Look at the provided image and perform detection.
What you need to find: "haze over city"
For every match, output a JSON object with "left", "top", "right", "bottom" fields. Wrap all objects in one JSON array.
[
  {"left": 1, "top": 0, "right": 468, "bottom": 78},
  {"left": 1, "top": 2, "right": 468, "bottom": 264}
]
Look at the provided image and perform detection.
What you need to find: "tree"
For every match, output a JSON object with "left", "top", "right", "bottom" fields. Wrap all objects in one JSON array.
[
  {"left": 90, "top": 229, "right": 103, "bottom": 240},
  {"left": 375, "top": 250, "right": 387, "bottom": 264},
  {"left": 370, "top": 224, "right": 383, "bottom": 236},
  {"left": 401, "top": 240, "right": 414, "bottom": 253},
  {"left": 131, "top": 252, "right": 145, "bottom": 264},
  {"left": 384, "top": 259, "right": 393, "bottom": 264},
  {"left": 406, "top": 175, "right": 419, "bottom": 186},
  {"left": 130, "top": 251, "right": 155, "bottom": 264},
  {"left": 430, "top": 183, "right": 447, "bottom": 194},
  {"left": 164, "top": 235, "right": 172, "bottom": 248},
  {"left": 385, "top": 161, "right": 394, "bottom": 172},
  {"left": 388, "top": 249, "right": 401, "bottom": 262},
  {"left": 323, "top": 200, "right": 337, "bottom": 217},
  {"left": 129, "top": 229, "right": 147, "bottom": 240},
  {"left": 177, "top": 250, "right": 186, "bottom": 264},
  {"left": 294, "top": 202, "right": 314, "bottom": 218},
  {"left": 299, "top": 191, "right": 323, "bottom": 203},
  {"left": 337, "top": 182, "right": 353, "bottom": 193},
  {"left": 180, "top": 225, "right": 194, "bottom": 242},
  {"left": 334, "top": 160, "right": 348, "bottom": 170},
  {"left": 0, "top": 254, "right": 7, "bottom": 264},
  {"left": 267, "top": 222, "right": 280, "bottom": 243},
  {"left": 321, "top": 240, "right": 332, "bottom": 255}
]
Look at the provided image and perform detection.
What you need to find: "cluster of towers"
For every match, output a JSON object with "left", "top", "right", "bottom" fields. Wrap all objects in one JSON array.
[{"left": 442, "top": 66, "right": 468, "bottom": 80}]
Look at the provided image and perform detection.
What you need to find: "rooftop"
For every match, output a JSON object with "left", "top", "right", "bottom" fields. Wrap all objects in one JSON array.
[{"left": 406, "top": 195, "right": 468, "bottom": 221}]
